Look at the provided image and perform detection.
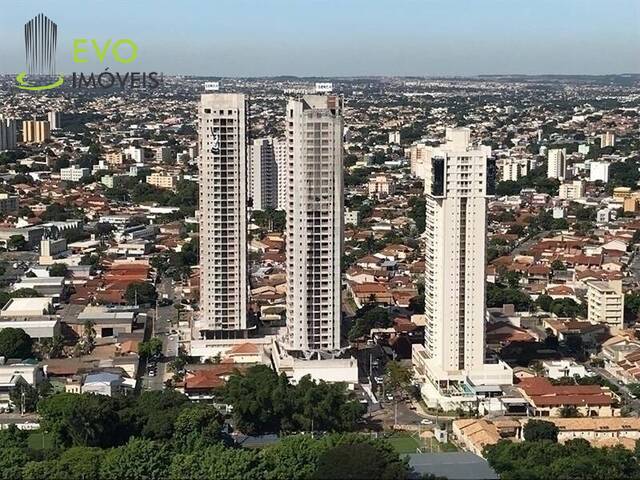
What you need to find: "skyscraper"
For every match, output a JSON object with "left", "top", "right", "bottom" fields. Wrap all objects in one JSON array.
[
  {"left": 274, "top": 138, "right": 288, "bottom": 211},
  {"left": 197, "top": 94, "right": 248, "bottom": 337},
  {"left": 284, "top": 95, "right": 343, "bottom": 354},
  {"left": 48, "top": 111, "right": 61, "bottom": 130},
  {"left": 249, "top": 138, "right": 278, "bottom": 211},
  {"left": 547, "top": 148, "right": 567, "bottom": 180},
  {"left": 414, "top": 128, "right": 511, "bottom": 406},
  {"left": 0, "top": 116, "right": 17, "bottom": 151},
  {"left": 22, "top": 120, "right": 50, "bottom": 143}
]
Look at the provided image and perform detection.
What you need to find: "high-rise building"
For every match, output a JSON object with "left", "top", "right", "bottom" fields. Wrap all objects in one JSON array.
[
  {"left": 249, "top": 138, "right": 278, "bottom": 210},
  {"left": 48, "top": 111, "right": 61, "bottom": 130},
  {"left": 284, "top": 95, "right": 343, "bottom": 353},
  {"left": 413, "top": 128, "right": 511, "bottom": 408},
  {"left": 0, "top": 116, "right": 17, "bottom": 151},
  {"left": 600, "top": 132, "right": 615, "bottom": 148},
  {"left": 124, "top": 146, "right": 145, "bottom": 164},
  {"left": 500, "top": 157, "right": 530, "bottom": 182},
  {"left": 274, "top": 138, "right": 288, "bottom": 210},
  {"left": 558, "top": 180, "right": 585, "bottom": 200},
  {"left": 547, "top": 148, "right": 567, "bottom": 180},
  {"left": 22, "top": 120, "right": 50, "bottom": 143},
  {"left": 590, "top": 161, "right": 610, "bottom": 183},
  {"left": 197, "top": 93, "right": 248, "bottom": 336},
  {"left": 587, "top": 280, "right": 624, "bottom": 331},
  {"left": 146, "top": 172, "right": 179, "bottom": 189}
]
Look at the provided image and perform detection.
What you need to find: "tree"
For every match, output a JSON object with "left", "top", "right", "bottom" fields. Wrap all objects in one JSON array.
[
  {"left": 348, "top": 305, "right": 392, "bottom": 341},
  {"left": 9, "top": 377, "right": 39, "bottom": 412},
  {"left": 38, "top": 393, "right": 122, "bottom": 448},
  {"left": 40, "top": 335, "right": 64, "bottom": 359},
  {"left": 523, "top": 419, "right": 559, "bottom": 442},
  {"left": 536, "top": 293, "right": 553, "bottom": 312},
  {"left": 408, "top": 197, "right": 426, "bottom": 233},
  {"left": 100, "top": 438, "right": 169, "bottom": 480},
  {"left": 168, "top": 443, "right": 262, "bottom": 480},
  {"left": 551, "top": 259, "right": 566, "bottom": 271},
  {"left": 384, "top": 361, "right": 412, "bottom": 397},
  {"left": 0, "top": 447, "right": 30, "bottom": 480},
  {"left": 138, "top": 337, "right": 163, "bottom": 359},
  {"left": 11, "top": 288, "right": 41, "bottom": 298},
  {"left": 313, "top": 434, "right": 408, "bottom": 480},
  {"left": 49, "top": 263, "right": 69, "bottom": 277},
  {"left": 0, "top": 328, "right": 33, "bottom": 359},
  {"left": 172, "top": 404, "right": 230, "bottom": 450},
  {"left": 120, "top": 390, "right": 190, "bottom": 441},
  {"left": 224, "top": 365, "right": 365, "bottom": 436},
  {"left": 261, "top": 435, "right": 324, "bottom": 480},
  {"left": 7, "top": 235, "right": 26, "bottom": 251},
  {"left": 124, "top": 282, "right": 157, "bottom": 305},
  {"left": 54, "top": 446, "right": 104, "bottom": 480}
]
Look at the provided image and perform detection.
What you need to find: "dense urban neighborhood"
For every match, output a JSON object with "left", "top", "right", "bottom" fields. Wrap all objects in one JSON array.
[{"left": 1, "top": 70, "right": 640, "bottom": 480}]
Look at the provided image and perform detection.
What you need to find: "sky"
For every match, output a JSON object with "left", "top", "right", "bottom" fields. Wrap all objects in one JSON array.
[{"left": 1, "top": 0, "right": 639, "bottom": 76}]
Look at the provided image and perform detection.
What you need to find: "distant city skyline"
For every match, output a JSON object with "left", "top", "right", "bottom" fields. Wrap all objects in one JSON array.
[{"left": 1, "top": 0, "right": 639, "bottom": 76}]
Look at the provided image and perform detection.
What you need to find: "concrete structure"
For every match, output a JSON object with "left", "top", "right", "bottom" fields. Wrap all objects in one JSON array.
[
  {"left": 47, "top": 111, "right": 61, "bottom": 130},
  {"left": 541, "top": 359, "right": 589, "bottom": 379},
  {"left": 146, "top": 172, "right": 179, "bottom": 189},
  {"left": 249, "top": 138, "right": 278, "bottom": 210},
  {"left": 414, "top": 128, "right": 511, "bottom": 408},
  {"left": 0, "top": 116, "right": 18, "bottom": 151},
  {"left": 105, "top": 151, "right": 125, "bottom": 165},
  {"left": 558, "top": 180, "right": 585, "bottom": 200},
  {"left": 39, "top": 237, "right": 69, "bottom": 265},
  {"left": 154, "top": 146, "right": 172, "bottom": 163},
  {"left": 60, "top": 166, "right": 90, "bottom": 182},
  {"left": 22, "top": 120, "right": 50, "bottom": 143},
  {"left": 1, "top": 297, "right": 52, "bottom": 318},
  {"left": 81, "top": 372, "right": 124, "bottom": 397},
  {"left": 547, "top": 148, "right": 567, "bottom": 180},
  {"left": 284, "top": 95, "right": 343, "bottom": 354},
  {"left": 388, "top": 130, "right": 401, "bottom": 144},
  {"left": 0, "top": 194, "right": 18, "bottom": 215},
  {"left": 368, "top": 175, "right": 396, "bottom": 198},
  {"left": 197, "top": 93, "right": 248, "bottom": 336},
  {"left": 344, "top": 209, "right": 359, "bottom": 226},
  {"left": 271, "top": 339, "right": 358, "bottom": 385},
  {"left": 0, "top": 364, "right": 45, "bottom": 409},
  {"left": 500, "top": 157, "right": 530, "bottom": 181},
  {"left": 124, "top": 146, "right": 144, "bottom": 163},
  {"left": 587, "top": 280, "right": 624, "bottom": 330},
  {"left": 408, "top": 143, "right": 430, "bottom": 179},
  {"left": 0, "top": 318, "right": 60, "bottom": 339},
  {"left": 600, "top": 131, "right": 615, "bottom": 148},
  {"left": 589, "top": 161, "right": 610, "bottom": 183},
  {"left": 273, "top": 137, "right": 288, "bottom": 210}
]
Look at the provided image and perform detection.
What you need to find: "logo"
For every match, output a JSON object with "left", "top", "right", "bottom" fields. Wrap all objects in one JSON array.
[
  {"left": 15, "top": 14, "right": 162, "bottom": 91},
  {"left": 16, "top": 14, "right": 64, "bottom": 91}
]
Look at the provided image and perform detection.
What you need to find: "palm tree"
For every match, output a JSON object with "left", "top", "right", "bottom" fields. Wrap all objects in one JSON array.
[{"left": 82, "top": 320, "right": 96, "bottom": 354}]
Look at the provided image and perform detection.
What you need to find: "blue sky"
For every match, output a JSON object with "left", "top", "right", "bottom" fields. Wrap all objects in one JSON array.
[{"left": 1, "top": 0, "right": 639, "bottom": 76}]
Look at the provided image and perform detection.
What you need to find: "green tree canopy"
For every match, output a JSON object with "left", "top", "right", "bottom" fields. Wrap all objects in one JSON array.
[{"left": 0, "top": 328, "right": 33, "bottom": 359}]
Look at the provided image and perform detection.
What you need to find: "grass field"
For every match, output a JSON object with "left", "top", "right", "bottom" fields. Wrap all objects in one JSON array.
[
  {"left": 386, "top": 433, "right": 422, "bottom": 454},
  {"left": 27, "top": 431, "right": 54, "bottom": 450}
]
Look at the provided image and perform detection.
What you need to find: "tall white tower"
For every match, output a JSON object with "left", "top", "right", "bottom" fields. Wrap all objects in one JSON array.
[
  {"left": 420, "top": 128, "right": 511, "bottom": 394},
  {"left": 547, "top": 148, "right": 567, "bottom": 180},
  {"left": 284, "top": 95, "right": 343, "bottom": 354},
  {"left": 197, "top": 94, "right": 248, "bottom": 336}
]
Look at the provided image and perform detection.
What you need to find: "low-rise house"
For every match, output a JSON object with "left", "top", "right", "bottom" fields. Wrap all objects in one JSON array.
[
  {"left": 516, "top": 377, "right": 618, "bottom": 417},
  {"left": 0, "top": 363, "right": 45, "bottom": 409}
]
